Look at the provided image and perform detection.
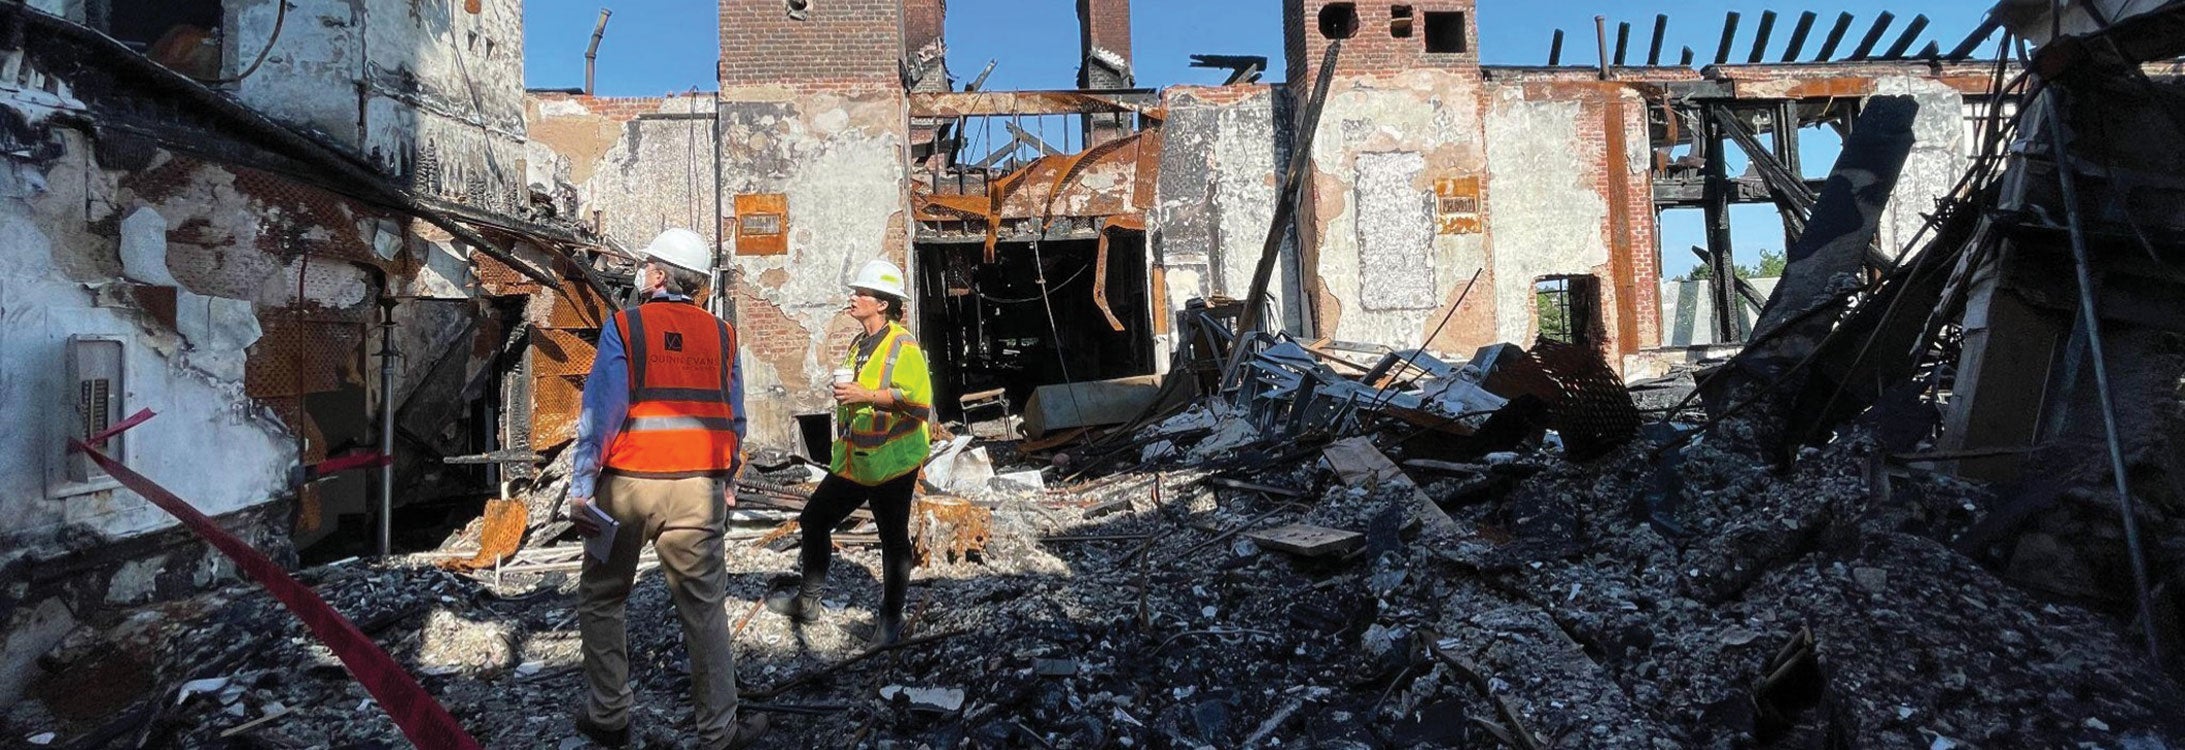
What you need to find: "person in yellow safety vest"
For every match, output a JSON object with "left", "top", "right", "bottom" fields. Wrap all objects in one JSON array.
[{"left": 765, "top": 258, "right": 933, "bottom": 647}]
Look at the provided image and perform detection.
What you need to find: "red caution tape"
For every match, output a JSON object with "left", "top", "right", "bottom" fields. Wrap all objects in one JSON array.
[
  {"left": 70, "top": 419, "right": 481, "bottom": 750},
  {"left": 311, "top": 451, "right": 395, "bottom": 477},
  {"left": 68, "top": 407, "right": 157, "bottom": 453}
]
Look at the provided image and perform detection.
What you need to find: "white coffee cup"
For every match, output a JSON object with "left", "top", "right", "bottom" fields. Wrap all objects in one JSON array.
[{"left": 832, "top": 368, "right": 856, "bottom": 385}]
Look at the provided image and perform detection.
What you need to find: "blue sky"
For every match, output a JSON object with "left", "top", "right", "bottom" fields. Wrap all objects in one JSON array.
[{"left": 524, "top": 0, "right": 1994, "bottom": 277}]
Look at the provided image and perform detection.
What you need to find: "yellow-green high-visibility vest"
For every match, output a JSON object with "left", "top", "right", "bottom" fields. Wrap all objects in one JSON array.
[{"left": 831, "top": 322, "right": 933, "bottom": 485}]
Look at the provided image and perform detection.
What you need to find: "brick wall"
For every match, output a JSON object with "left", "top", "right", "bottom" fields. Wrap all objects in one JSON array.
[
  {"left": 719, "top": 0, "right": 902, "bottom": 89},
  {"left": 1077, "top": 0, "right": 1132, "bottom": 88},
  {"left": 904, "top": 0, "right": 946, "bottom": 90},
  {"left": 1284, "top": 0, "right": 1478, "bottom": 84}
]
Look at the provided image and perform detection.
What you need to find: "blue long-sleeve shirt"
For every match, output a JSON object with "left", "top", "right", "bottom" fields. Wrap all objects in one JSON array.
[{"left": 570, "top": 293, "right": 746, "bottom": 498}]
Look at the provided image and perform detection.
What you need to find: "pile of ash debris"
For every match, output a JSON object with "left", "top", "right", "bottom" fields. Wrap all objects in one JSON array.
[{"left": 8, "top": 331, "right": 2183, "bottom": 749}]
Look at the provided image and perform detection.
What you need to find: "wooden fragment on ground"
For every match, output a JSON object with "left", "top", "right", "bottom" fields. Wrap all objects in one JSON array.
[
  {"left": 1244, "top": 524, "right": 1365, "bottom": 557},
  {"left": 437, "top": 498, "right": 528, "bottom": 572}
]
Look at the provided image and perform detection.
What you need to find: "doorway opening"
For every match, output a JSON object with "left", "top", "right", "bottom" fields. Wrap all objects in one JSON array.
[
  {"left": 1533, "top": 275, "right": 1602, "bottom": 347},
  {"left": 914, "top": 230, "right": 1155, "bottom": 422}
]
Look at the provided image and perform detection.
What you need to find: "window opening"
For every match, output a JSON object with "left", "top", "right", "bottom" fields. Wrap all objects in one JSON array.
[
  {"left": 1534, "top": 276, "right": 1601, "bottom": 347},
  {"left": 1391, "top": 6, "right": 1414, "bottom": 38},
  {"left": 1424, "top": 11, "right": 1468, "bottom": 53},
  {"left": 1319, "top": 3, "right": 1359, "bottom": 40}
]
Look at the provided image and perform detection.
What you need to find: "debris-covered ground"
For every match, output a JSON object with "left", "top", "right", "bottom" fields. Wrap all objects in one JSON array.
[{"left": 9, "top": 405, "right": 2183, "bottom": 749}]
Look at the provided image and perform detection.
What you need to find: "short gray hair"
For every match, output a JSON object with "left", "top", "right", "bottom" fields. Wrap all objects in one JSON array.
[{"left": 659, "top": 264, "right": 711, "bottom": 297}]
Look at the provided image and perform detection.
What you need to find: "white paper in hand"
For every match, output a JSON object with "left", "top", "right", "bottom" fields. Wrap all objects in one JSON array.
[{"left": 584, "top": 502, "right": 620, "bottom": 563}]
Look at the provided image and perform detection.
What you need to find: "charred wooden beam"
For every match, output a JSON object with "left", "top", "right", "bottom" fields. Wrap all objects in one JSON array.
[
  {"left": 1648, "top": 15, "right": 1668, "bottom": 65},
  {"left": 1815, "top": 13, "right": 1856, "bottom": 61},
  {"left": 1714, "top": 11, "right": 1741, "bottom": 65},
  {"left": 1880, "top": 14, "right": 1929, "bottom": 61},
  {"left": 1614, "top": 21, "right": 1632, "bottom": 66},
  {"left": 1780, "top": 11, "right": 1817, "bottom": 62},
  {"left": 1947, "top": 18, "right": 2003, "bottom": 61},
  {"left": 1550, "top": 29, "right": 1566, "bottom": 66},
  {"left": 1847, "top": 12, "right": 1896, "bottom": 61},
  {"left": 1748, "top": 10, "right": 1778, "bottom": 64}
]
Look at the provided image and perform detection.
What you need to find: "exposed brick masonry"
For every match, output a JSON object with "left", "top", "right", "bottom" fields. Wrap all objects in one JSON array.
[{"left": 720, "top": 0, "right": 903, "bottom": 89}]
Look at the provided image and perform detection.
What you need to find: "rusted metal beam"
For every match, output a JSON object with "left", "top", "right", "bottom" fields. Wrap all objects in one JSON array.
[
  {"left": 1815, "top": 13, "right": 1855, "bottom": 61},
  {"left": 909, "top": 90, "right": 1159, "bottom": 117}
]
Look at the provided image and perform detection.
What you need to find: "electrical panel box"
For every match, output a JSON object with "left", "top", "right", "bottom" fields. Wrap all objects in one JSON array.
[{"left": 67, "top": 336, "right": 125, "bottom": 483}]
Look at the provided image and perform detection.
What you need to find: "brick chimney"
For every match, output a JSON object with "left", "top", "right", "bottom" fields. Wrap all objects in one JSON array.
[
  {"left": 1077, "top": 0, "right": 1133, "bottom": 90},
  {"left": 1285, "top": 0, "right": 1478, "bottom": 85}
]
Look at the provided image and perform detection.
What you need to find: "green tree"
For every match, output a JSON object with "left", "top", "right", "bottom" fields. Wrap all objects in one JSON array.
[{"left": 1681, "top": 249, "right": 1786, "bottom": 282}]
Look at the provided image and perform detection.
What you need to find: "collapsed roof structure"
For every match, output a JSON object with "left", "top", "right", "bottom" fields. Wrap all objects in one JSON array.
[{"left": 3, "top": 0, "right": 2184, "bottom": 747}]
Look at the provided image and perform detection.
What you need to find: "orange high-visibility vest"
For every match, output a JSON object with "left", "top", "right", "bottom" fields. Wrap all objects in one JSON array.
[{"left": 602, "top": 301, "right": 741, "bottom": 478}]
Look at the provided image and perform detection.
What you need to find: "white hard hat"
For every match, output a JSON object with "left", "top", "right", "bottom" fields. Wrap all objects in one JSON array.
[
  {"left": 639, "top": 228, "right": 712, "bottom": 274},
  {"left": 849, "top": 259, "right": 908, "bottom": 299}
]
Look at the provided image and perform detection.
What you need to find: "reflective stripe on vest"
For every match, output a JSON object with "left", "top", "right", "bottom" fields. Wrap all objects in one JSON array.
[{"left": 604, "top": 302, "right": 742, "bottom": 478}]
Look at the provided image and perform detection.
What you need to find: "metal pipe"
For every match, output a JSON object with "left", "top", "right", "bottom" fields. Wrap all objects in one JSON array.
[
  {"left": 2043, "top": 93, "right": 2163, "bottom": 663},
  {"left": 1596, "top": 16, "right": 1612, "bottom": 79},
  {"left": 376, "top": 298, "right": 399, "bottom": 558},
  {"left": 585, "top": 9, "right": 612, "bottom": 95}
]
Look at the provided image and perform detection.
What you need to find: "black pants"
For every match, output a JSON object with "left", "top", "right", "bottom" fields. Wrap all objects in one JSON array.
[{"left": 796, "top": 471, "right": 917, "bottom": 619}]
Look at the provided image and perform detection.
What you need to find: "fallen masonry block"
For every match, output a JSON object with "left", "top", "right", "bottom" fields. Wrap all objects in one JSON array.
[
  {"left": 1245, "top": 524, "right": 1365, "bottom": 558},
  {"left": 880, "top": 685, "right": 967, "bottom": 713}
]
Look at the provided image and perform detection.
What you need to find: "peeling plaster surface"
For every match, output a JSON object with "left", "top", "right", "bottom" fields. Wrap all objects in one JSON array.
[
  {"left": 1306, "top": 72, "right": 1490, "bottom": 350},
  {"left": 1354, "top": 151, "right": 1436, "bottom": 311},
  {"left": 0, "top": 157, "right": 294, "bottom": 547},
  {"left": 1871, "top": 77, "right": 1970, "bottom": 262},
  {"left": 718, "top": 91, "right": 908, "bottom": 447},
  {"left": 1482, "top": 89, "right": 1612, "bottom": 343},
  {"left": 527, "top": 95, "right": 719, "bottom": 252},
  {"left": 231, "top": 0, "right": 528, "bottom": 215}
]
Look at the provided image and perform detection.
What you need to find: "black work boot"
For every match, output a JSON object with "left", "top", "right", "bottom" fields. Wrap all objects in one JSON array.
[
  {"left": 574, "top": 717, "right": 630, "bottom": 748},
  {"left": 868, "top": 610, "right": 905, "bottom": 648},
  {"left": 764, "top": 589, "right": 821, "bottom": 623}
]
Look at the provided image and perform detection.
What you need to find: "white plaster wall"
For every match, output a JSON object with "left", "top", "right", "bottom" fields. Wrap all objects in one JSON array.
[
  {"left": 1209, "top": 91, "right": 1304, "bottom": 332},
  {"left": 720, "top": 91, "right": 909, "bottom": 448},
  {"left": 229, "top": 0, "right": 361, "bottom": 141},
  {"left": 1481, "top": 89, "right": 1611, "bottom": 343},
  {"left": 597, "top": 102, "right": 719, "bottom": 251},
  {"left": 231, "top": 0, "right": 527, "bottom": 214},
  {"left": 0, "top": 159, "right": 293, "bottom": 545},
  {"left": 1309, "top": 72, "right": 1489, "bottom": 349},
  {"left": 1872, "top": 77, "right": 1970, "bottom": 263}
]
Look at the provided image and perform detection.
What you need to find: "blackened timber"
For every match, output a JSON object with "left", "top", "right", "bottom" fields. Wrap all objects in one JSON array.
[
  {"left": 1614, "top": 22, "right": 1631, "bottom": 66},
  {"left": 1702, "top": 113, "right": 1742, "bottom": 342},
  {"left": 2032, "top": 2, "right": 2185, "bottom": 80},
  {"left": 1847, "top": 12, "right": 1895, "bottom": 61},
  {"left": 1715, "top": 12, "right": 1741, "bottom": 65},
  {"left": 1711, "top": 106, "right": 1816, "bottom": 244},
  {"left": 1751, "top": 96, "right": 1918, "bottom": 339},
  {"left": 1648, "top": 15, "right": 1668, "bottom": 66},
  {"left": 1748, "top": 11, "right": 1778, "bottom": 64},
  {"left": 1815, "top": 13, "right": 1855, "bottom": 62},
  {"left": 1781, "top": 11, "right": 1817, "bottom": 63},
  {"left": 1947, "top": 18, "right": 2002, "bottom": 61},
  {"left": 1880, "top": 15, "right": 1929, "bottom": 61},
  {"left": 1229, "top": 42, "right": 1341, "bottom": 370},
  {"left": 1681, "top": 46, "right": 1696, "bottom": 67},
  {"left": 1550, "top": 29, "right": 1565, "bottom": 66}
]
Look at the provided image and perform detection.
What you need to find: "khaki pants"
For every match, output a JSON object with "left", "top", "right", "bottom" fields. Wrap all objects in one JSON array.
[{"left": 579, "top": 474, "right": 738, "bottom": 746}]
